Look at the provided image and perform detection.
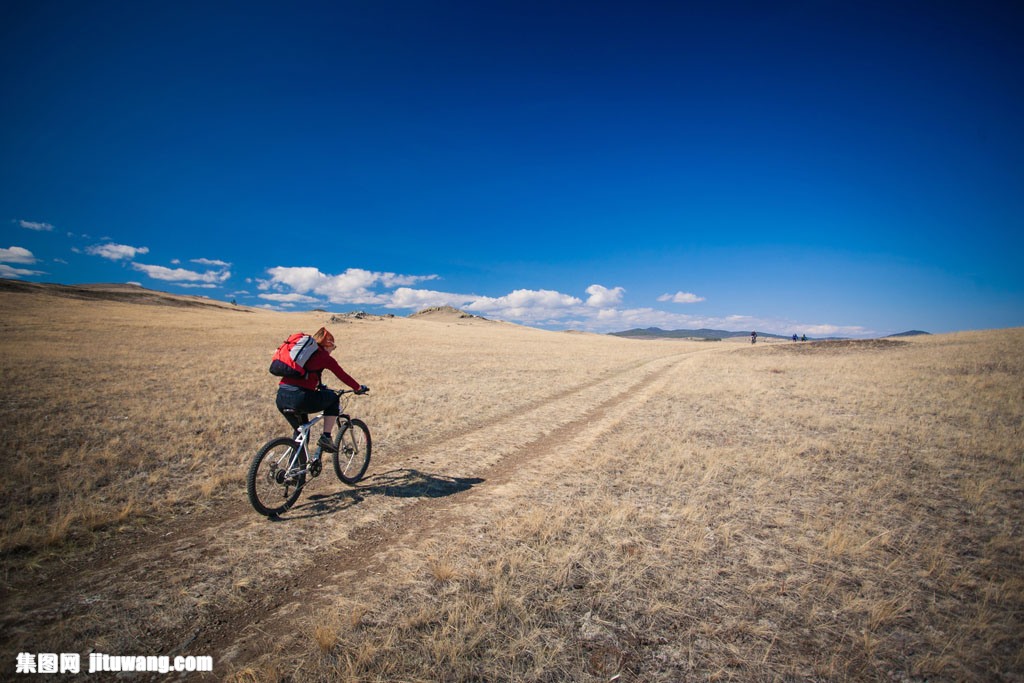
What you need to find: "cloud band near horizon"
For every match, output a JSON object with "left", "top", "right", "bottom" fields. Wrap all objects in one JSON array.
[{"left": 259, "top": 265, "right": 870, "bottom": 336}]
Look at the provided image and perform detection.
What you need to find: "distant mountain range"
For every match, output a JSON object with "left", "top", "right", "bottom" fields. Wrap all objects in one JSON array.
[{"left": 609, "top": 327, "right": 931, "bottom": 341}]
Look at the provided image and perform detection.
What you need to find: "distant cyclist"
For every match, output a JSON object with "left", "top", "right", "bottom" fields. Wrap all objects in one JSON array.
[{"left": 275, "top": 327, "right": 367, "bottom": 453}]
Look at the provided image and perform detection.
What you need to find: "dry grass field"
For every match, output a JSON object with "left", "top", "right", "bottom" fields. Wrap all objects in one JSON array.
[{"left": 0, "top": 282, "right": 1021, "bottom": 682}]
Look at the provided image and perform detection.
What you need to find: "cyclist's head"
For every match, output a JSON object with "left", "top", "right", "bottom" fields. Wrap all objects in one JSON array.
[{"left": 314, "top": 327, "right": 336, "bottom": 352}]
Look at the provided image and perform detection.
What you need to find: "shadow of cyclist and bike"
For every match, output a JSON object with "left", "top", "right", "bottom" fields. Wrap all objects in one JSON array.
[{"left": 280, "top": 468, "right": 485, "bottom": 520}]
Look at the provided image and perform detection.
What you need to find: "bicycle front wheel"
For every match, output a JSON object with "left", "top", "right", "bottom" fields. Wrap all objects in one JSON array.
[
  {"left": 247, "top": 437, "right": 306, "bottom": 517},
  {"left": 333, "top": 418, "right": 371, "bottom": 485}
]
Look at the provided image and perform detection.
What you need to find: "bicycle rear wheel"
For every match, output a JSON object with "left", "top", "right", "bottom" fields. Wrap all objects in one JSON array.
[
  {"left": 333, "top": 418, "right": 371, "bottom": 485},
  {"left": 247, "top": 437, "right": 306, "bottom": 517}
]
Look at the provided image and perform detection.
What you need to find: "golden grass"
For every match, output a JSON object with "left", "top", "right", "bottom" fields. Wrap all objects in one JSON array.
[
  {"left": 286, "top": 332, "right": 1023, "bottom": 682},
  {"left": 1, "top": 287, "right": 1021, "bottom": 682}
]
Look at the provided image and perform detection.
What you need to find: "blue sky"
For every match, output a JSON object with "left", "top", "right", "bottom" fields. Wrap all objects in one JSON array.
[{"left": 2, "top": 1, "right": 1022, "bottom": 336}]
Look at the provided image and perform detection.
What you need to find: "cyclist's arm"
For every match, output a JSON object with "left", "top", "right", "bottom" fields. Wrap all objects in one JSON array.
[{"left": 321, "top": 354, "right": 362, "bottom": 392}]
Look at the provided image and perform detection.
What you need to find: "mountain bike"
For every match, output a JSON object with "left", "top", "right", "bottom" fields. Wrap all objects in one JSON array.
[{"left": 247, "top": 388, "right": 372, "bottom": 517}]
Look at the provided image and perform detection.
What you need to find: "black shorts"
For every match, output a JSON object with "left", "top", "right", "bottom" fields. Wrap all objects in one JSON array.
[{"left": 276, "top": 385, "right": 340, "bottom": 429}]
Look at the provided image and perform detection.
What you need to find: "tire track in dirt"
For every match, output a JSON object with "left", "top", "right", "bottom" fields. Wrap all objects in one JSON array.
[{"left": 204, "top": 349, "right": 711, "bottom": 677}]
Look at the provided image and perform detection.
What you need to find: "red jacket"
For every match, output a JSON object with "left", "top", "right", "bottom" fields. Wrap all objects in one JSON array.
[{"left": 279, "top": 348, "right": 361, "bottom": 392}]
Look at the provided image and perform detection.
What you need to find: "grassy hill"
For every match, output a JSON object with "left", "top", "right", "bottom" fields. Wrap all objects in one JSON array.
[
  {"left": 0, "top": 282, "right": 1019, "bottom": 682},
  {"left": 0, "top": 277, "right": 251, "bottom": 310},
  {"left": 887, "top": 330, "right": 931, "bottom": 337}
]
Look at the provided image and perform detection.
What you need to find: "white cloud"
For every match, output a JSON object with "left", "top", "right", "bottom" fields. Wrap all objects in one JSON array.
[
  {"left": 19, "top": 220, "right": 54, "bottom": 231},
  {"left": 316, "top": 269, "right": 387, "bottom": 303},
  {"left": 262, "top": 266, "right": 324, "bottom": 292},
  {"left": 465, "top": 289, "right": 583, "bottom": 322},
  {"left": 192, "top": 258, "right": 231, "bottom": 267},
  {"left": 131, "top": 262, "right": 231, "bottom": 284},
  {"left": 381, "top": 285, "right": 586, "bottom": 324},
  {"left": 388, "top": 287, "right": 476, "bottom": 310},
  {"left": 380, "top": 272, "right": 439, "bottom": 287},
  {"left": 0, "top": 264, "right": 45, "bottom": 278},
  {"left": 658, "top": 291, "right": 706, "bottom": 304},
  {"left": 259, "top": 292, "right": 321, "bottom": 304},
  {"left": 585, "top": 284, "right": 624, "bottom": 308},
  {"left": 264, "top": 266, "right": 438, "bottom": 305},
  {"left": 0, "top": 246, "right": 37, "bottom": 264},
  {"left": 86, "top": 243, "right": 150, "bottom": 261}
]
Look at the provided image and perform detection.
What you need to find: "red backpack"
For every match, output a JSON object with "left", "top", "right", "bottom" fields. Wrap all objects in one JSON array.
[{"left": 269, "top": 333, "right": 319, "bottom": 379}]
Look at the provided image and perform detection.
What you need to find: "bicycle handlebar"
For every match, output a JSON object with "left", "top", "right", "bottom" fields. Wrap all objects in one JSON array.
[{"left": 337, "top": 386, "right": 369, "bottom": 395}]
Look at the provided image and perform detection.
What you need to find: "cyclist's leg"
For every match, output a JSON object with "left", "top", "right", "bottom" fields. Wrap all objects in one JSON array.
[
  {"left": 276, "top": 386, "right": 309, "bottom": 432},
  {"left": 308, "top": 387, "right": 341, "bottom": 435},
  {"left": 282, "top": 387, "right": 340, "bottom": 452}
]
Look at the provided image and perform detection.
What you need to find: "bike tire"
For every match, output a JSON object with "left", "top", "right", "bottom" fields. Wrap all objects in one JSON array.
[
  {"left": 247, "top": 437, "right": 306, "bottom": 517},
  {"left": 333, "top": 418, "right": 371, "bottom": 485}
]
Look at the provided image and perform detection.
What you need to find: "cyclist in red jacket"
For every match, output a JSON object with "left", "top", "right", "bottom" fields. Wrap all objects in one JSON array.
[{"left": 276, "top": 327, "right": 366, "bottom": 453}]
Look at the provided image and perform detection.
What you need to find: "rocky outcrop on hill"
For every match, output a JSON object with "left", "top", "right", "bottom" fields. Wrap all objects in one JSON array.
[
  {"left": 329, "top": 311, "right": 395, "bottom": 323},
  {"left": 409, "top": 306, "right": 487, "bottom": 321}
]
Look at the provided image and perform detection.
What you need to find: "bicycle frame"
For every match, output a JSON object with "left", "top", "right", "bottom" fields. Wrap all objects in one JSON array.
[
  {"left": 282, "top": 397, "right": 356, "bottom": 479},
  {"left": 280, "top": 414, "right": 324, "bottom": 479}
]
